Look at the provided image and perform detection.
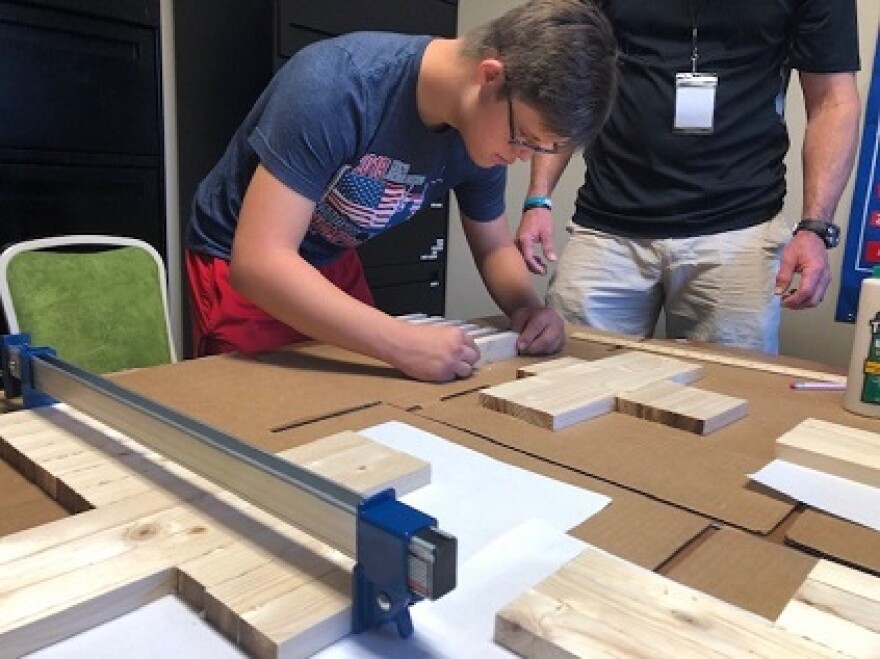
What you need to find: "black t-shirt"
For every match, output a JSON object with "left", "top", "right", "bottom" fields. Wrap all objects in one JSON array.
[{"left": 575, "top": 0, "right": 860, "bottom": 238}]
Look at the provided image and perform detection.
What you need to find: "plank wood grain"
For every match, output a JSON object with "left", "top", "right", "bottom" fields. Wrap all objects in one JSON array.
[
  {"left": 481, "top": 352, "right": 716, "bottom": 431},
  {"left": 776, "top": 418, "right": 880, "bottom": 487},
  {"left": 571, "top": 328, "right": 847, "bottom": 383},
  {"left": 0, "top": 406, "right": 430, "bottom": 658},
  {"left": 616, "top": 380, "right": 749, "bottom": 435},
  {"left": 494, "top": 547, "right": 837, "bottom": 658},
  {"left": 775, "top": 559, "right": 880, "bottom": 658},
  {"left": 479, "top": 376, "right": 618, "bottom": 430}
]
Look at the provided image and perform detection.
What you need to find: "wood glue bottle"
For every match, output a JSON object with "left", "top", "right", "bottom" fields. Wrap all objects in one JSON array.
[{"left": 844, "top": 266, "right": 880, "bottom": 417}]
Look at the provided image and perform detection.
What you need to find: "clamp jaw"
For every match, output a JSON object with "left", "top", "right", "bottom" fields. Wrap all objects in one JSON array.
[
  {"left": 353, "top": 489, "right": 456, "bottom": 637},
  {"left": 2, "top": 333, "right": 57, "bottom": 408}
]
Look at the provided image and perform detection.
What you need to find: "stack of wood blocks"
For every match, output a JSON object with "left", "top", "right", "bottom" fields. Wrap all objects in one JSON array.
[
  {"left": 479, "top": 351, "right": 749, "bottom": 433},
  {"left": 495, "top": 546, "right": 880, "bottom": 658},
  {"left": 397, "top": 314, "right": 519, "bottom": 366},
  {"left": 0, "top": 407, "right": 430, "bottom": 658}
]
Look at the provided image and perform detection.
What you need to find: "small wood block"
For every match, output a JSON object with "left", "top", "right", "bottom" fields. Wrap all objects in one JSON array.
[
  {"left": 474, "top": 330, "right": 519, "bottom": 367},
  {"left": 480, "top": 376, "right": 616, "bottom": 430},
  {"left": 775, "top": 418, "right": 880, "bottom": 488},
  {"left": 615, "top": 380, "right": 748, "bottom": 435}
]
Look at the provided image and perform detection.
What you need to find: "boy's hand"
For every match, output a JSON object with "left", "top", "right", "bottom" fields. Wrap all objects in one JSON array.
[{"left": 391, "top": 323, "right": 480, "bottom": 382}]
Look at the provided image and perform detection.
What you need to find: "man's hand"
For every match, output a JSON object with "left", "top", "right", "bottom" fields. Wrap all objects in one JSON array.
[
  {"left": 516, "top": 207, "right": 557, "bottom": 275},
  {"left": 390, "top": 323, "right": 480, "bottom": 382},
  {"left": 775, "top": 231, "right": 832, "bottom": 309},
  {"left": 510, "top": 306, "right": 565, "bottom": 354}
]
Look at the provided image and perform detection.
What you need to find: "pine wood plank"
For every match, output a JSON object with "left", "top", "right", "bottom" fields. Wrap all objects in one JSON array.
[
  {"left": 571, "top": 329, "right": 847, "bottom": 383},
  {"left": 203, "top": 552, "right": 344, "bottom": 643},
  {"left": 480, "top": 376, "right": 618, "bottom": 430},
  {"left": 0, "top": 503, "right": 229, "bottom": 657},
  {"left": 240, "top": 569, "right": 352, "bottom": 659},
  {"left": 494, "top": 548, "right": 837, "bottom": 658},
  {"left": 616, "top": 380, "right": 749, "bottom": 435},
  {"left": 279, "top": 430, "right": 430, "bottom": 496},
  {"left": 775, "top": 418, "right": 880, "bottom": 487},
  {"left": 775, "top": 559, "right": 880, "bottom": 658}
]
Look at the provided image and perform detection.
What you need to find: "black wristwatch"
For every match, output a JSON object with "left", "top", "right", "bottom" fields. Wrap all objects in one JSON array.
[{"left": 794, "top": 219, "right": 840, "bottom": 249}]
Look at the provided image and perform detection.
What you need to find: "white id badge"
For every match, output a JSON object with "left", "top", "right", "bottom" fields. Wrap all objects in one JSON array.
[{"left": 674, "top": 72, "right": 717, "bottom": 134}]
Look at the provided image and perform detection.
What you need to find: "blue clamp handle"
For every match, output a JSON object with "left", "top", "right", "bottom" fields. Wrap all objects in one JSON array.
[{"left": 352, "top": 488, "right": 436, "bottom": 637}]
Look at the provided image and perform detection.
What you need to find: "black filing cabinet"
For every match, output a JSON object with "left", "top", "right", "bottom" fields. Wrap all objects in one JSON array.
[
  {"left": 0, "top": 0, "right": 165, "bottom": 255},
  {"left": 175, "top": 0, "right": 458, "bottom": 321},
  {"left": 0, "top": 0, "right": 165, "bottom": 333}
]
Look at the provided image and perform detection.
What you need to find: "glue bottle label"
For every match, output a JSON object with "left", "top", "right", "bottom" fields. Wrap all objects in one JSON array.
[{"left": 861, "top": 313, "right": 880, "bottom": 404}]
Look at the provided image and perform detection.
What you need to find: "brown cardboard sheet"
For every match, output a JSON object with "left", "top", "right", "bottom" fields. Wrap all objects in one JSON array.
[
  {"left": 0, "top": 459, "right": 67, "bottom": 535},
  {"left": 110, "top": 339, "right": 622, "bottom": 444},
  {"left": 418, "top": 392, "right": 794, "bottom": 533},
  {"left": 111, "top": 344, "right": 530, "bottom": 444},
  {"left": 569, "top": 494, "right": 708, "bottom": 570},
  {"left": 786, "top": 509, "right": 880, "bottom": 575},
  {"left": 662, "top": 526, "right": 817, "bottom": 620},
  {"left": 268, "top": 403, "right": 710, "bottom": 569}
]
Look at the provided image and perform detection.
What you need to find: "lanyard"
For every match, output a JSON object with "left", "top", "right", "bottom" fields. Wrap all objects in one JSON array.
[{"left": 689, "top": 0, "right": 707, "bottom": 74}]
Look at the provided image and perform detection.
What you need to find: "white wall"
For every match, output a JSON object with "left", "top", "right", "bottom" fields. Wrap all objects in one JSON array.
[{"left": 448, "top": 0, "right": 879, "bottom": 368}]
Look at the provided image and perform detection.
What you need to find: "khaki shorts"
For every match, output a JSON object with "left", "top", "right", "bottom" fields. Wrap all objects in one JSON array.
[{"left": 547, "top": 216, "right": 791, "bottom": 354}]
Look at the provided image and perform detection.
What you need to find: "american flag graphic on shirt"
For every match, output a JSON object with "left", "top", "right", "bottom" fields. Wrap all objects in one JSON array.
[
  {"left": 325, "top": 170, "right": 406, "bottom": 229},
  {"left": 310, "top": 161, "right": 426, "bottom": 250}
]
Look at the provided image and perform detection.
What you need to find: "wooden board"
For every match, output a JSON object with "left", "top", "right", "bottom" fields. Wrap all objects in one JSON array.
[
  {"left": 0, "top": 406, "right": 430, "bottom": 658},
  {"left": 616, "top": 380, "right": 749, "bottom": 435},
  {"left": 479, "top": 375, "right": 618, "bottom": 430},
  {"left": 571, "top": 329, "right": 847, "bottom": 383},
  {"left": 481, "top": 352, "right": 741, "bottom": 432},
  {"left": 775, "top": 558, "right": 880, "bottom": 658},
  {"left": 494, "top": 547, "right": 843, "bottom": 658},
  {"left": 776, "top": 418, "right": 880, "bottom": 487}
]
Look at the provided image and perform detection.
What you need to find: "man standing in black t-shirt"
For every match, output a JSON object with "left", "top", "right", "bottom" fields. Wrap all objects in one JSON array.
[{"left": 516, "top": 0, "right": 861, "bottom": 354}]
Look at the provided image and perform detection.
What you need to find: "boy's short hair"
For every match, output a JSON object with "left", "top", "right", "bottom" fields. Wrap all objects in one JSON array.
[{"left": 463, "top": 0, "right": 618, "bottom": 150}]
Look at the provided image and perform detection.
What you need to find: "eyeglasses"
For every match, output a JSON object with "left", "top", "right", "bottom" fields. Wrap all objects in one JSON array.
[{"left": 506, "top": 91, "right": 560, "bottom": 155}]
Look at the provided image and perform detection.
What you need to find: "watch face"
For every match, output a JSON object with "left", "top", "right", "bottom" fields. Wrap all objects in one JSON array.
[
  {"left": 796, "top": 220, "right": 839, "bottom": 248},
  {"left": 825, "top": 224, "right": 840, "bottom": 248}
]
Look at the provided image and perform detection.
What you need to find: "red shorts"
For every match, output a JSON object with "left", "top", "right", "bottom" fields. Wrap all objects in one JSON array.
[{"left": 185, "top": 248, "right": 374, "bottom": 357}]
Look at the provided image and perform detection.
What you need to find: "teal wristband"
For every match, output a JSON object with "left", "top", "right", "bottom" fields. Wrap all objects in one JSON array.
[{"left": 523, "top": 195, "right": 552, "bottom": 212}]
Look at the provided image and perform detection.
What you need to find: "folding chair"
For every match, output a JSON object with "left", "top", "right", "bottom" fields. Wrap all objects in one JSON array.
[{"left": 0, "top": 235, "right": 176, "bottom": 374}]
